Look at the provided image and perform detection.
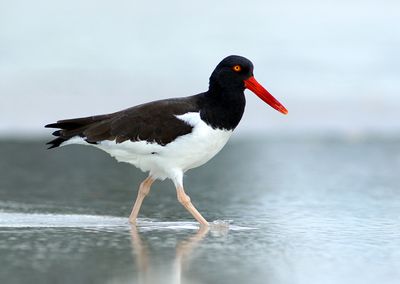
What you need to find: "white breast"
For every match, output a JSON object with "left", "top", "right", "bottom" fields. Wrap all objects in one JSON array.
[
  {"left": 171, "top": 112, "right": 233, "bottom": 170},
  {"left": 77, "top": 112, "right": 233, "bottom": 180}
]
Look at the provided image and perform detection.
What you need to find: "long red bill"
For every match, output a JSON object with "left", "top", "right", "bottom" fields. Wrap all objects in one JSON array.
[{"left": 244, "top": 76, "right": 288, "bottom": 115}]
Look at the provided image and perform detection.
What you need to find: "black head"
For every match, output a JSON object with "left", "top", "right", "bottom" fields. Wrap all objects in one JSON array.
[
  {"left": 209, "top": 55, "right": 288, "bottom": 115},
  {"left": 209, "top": 55, "right": 254, "bottom": 91}
]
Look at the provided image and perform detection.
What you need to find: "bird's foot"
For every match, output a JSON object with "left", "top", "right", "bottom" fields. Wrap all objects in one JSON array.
[
  {"left": 210, "top": 220, "right": 230, "bottom": 229},
  {"left": 128, "top": 217, "right": 137, "bottom": 226}
]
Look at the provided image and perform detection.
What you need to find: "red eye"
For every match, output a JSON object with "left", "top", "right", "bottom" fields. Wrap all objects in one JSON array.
[{"left": 232, "top": 65, "right": 242, "bottom": 72}]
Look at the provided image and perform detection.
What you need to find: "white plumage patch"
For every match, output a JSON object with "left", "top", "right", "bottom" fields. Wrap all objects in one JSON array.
[{"left": 62, "top": 112, "right": 233, "bottom": 184}]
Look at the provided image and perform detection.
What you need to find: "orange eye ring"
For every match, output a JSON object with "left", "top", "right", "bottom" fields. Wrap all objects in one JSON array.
[{"left": 232, "top": 65, "right": 242, "bottom": 72}]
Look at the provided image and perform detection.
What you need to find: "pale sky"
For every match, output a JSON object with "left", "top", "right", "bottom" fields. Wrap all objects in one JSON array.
[{"left": 1, "top": 0, "right": 399, "bottom": 137}]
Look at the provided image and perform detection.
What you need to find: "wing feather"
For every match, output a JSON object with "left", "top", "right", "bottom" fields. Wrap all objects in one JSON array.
[{"left": 45, "top": 95, "right": 202, "bottom": 148}]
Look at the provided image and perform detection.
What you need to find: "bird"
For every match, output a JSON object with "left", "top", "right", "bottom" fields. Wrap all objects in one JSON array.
[{"left": 45, "top": 55, "right": 288, "bottom": 227}]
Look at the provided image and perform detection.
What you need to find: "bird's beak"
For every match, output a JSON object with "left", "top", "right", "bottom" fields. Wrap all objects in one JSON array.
[{"left": 244, "top": 76, "right": 288, "bottom": 115}]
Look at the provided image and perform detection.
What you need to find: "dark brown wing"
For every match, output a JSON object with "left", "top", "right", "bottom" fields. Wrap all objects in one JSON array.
[{"left": 45, "top": 95, "right": 202, "bottom": 149}]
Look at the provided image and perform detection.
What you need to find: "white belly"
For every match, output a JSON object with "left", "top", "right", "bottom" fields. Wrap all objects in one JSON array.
[{"left": 67, "top": 112, "right": 233, "bottom": 180}]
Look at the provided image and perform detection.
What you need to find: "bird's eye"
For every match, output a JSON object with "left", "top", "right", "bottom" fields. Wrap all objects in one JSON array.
[{"left": 232, "top": 65, "right": 242, "bottom": 72}]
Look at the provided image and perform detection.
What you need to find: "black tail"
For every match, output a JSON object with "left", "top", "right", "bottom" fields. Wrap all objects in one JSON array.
[
  {"left": 45, "top": 114, "right": 111, "bottom": 149},
  {"left": 45, "top": 130, "right": 67, "bottom": 149}
]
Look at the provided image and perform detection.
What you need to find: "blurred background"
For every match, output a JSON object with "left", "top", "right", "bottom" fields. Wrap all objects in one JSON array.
[
  {"left": 1, "top": 0, "right": 399, "bottom": 137},
  {"left": 1, "top": 1, "right": 400, "bottom": 284}
]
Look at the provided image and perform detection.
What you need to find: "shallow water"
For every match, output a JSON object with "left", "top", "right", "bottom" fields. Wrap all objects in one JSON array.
[{"left": 0, "top": 137, "right": 399, "bottom": 284}]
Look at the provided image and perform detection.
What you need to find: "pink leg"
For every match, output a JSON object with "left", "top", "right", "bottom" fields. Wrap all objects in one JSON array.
[
  {"left": 176, "top": 185, "right": 209, "bottom": 226},
  {"left": 129, "top": 176, "right": 154, "bottom": 224}
]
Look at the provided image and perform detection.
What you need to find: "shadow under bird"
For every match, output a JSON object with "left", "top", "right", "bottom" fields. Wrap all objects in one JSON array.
[{"left": 45, "top": 55, "right": 288, "bottom": 226}]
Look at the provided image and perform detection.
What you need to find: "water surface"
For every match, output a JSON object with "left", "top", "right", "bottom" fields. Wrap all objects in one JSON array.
[{"left": 0, "top": 137, "right": 399, "bottom": 284}]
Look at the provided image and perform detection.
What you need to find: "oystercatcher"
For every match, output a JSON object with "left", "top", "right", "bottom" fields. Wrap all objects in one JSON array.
[{"left": 45, "top": 55, "right": 288, "bottom": 226}]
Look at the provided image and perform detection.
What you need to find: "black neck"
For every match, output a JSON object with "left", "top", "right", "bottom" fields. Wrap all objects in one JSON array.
[{"left": 199, "top": 86, "right": 246, "bottom": 130}]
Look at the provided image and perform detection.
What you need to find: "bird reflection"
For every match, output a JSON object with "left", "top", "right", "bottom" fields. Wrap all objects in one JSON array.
[{"left": 130, "top": 225, "right": 210, "bottom": 284}]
